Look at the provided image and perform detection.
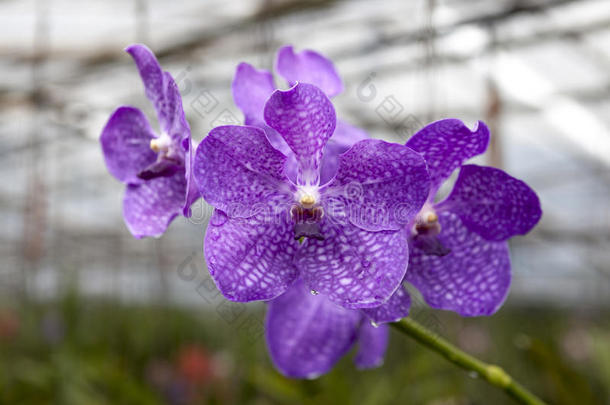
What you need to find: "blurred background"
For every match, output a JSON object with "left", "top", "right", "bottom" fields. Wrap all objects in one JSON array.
[{"left": 1, "top": 0, "right": 609, "bottom": 404}]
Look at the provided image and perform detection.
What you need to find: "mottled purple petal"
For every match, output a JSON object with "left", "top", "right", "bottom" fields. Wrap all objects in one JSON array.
[
  {"left": 438, "top": 164, "right": 542, "bottom": 242},
  {"left": 320, "top": 120, "right": 370, "bottom": 185},
  {"left": 266, "top": 280, "right": 360, "bottom": 378},
  {"left": 264, "top": 83, "right": 336, "bottom": 186},
  {"left": 322, "top": 139, "right": 430, "bottom": 232},
  {"left": 126, "top": 44, "right": 189, "bottom": 140},
  {"left": 361, "top": 285, "right": 411, "bottom": 324},
  {"left": 275, "top": 45, "right": 343, "bottom": 98},
  {"left": 193, "top": 125, "right": 292, "bottom": 218},
  {"left": 125, "top": 44, "right": 163, "bottom": 108},
  {"left": 354, "top": 323, "right": 389, "bottom": 369},
  {"left": 230, "top": 63, "right": 293, "bottom": 155},
  {"left": 162, "top": 71, "right": 191, "bottom": 143},
  {"left": 406, "top": 211, "right": 511, "bottom": 317},
  {"left": 204, "top": 210, "right": 299, "bottom": 302},
  {"left": 406, "top": 119, "right": 489, "bottom": 196},
  {"left": 232, "top": 63, "right": 275, "bottom": 125},
  {"left": 122, "top": 169, "right": 186, "bottom": 238},
  {"left": 100, "top": 106, "right": 156, "bottom": 184},
  {"left": 297, "top": 219, "right": 409, "bottom": 309}
]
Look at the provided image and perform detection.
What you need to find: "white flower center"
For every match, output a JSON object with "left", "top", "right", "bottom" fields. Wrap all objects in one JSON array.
[
  {"left": 295, "top": 186, "right": 320, "bottom": 209},
  {"left": 150, "top": 132, "right": 172, "bottom": 153},
  {"left": 424, "top": 211, "right": 438, "bottom": 224},
  {"left": 413, "top": 204, "right": 441, "bottom": 236}
]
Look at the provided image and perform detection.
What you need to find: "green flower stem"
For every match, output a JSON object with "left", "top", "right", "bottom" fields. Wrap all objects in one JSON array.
[{"left": 390, "top": 317, "right": 547, "bottom": 405}]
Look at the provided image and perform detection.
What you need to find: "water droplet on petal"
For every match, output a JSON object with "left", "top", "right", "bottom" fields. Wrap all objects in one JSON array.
[
  {"left": 310, "top": 290, "right": 319, "bottom": 295},
  {"left": 370, "top": 320, "right": 379, "bottom": 328},
  {"left": 210, "top": 211, "right": 228, "bottom": 226}
]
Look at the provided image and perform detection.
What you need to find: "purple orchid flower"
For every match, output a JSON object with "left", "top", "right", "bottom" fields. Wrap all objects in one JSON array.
[
  {"left": 266, "top": 279, "right": 390, "bottom": 378},
  {"left": 404, "top": 119, "right": 541, "bottom": 316},
  {"left": 232, "top": 45, "right": 369, "bottom": 185},
  {"left": 269, "top": 119, "right": 541, "bottom": 380},
  {"left": 370, "top": 119, "right": 542, "bottom": 319},
  {"left": 100, "top": 44, "right": 198, "bottom": 238},
  {"left": 194, "top": 82, "right": 431, "bottom": 309}
]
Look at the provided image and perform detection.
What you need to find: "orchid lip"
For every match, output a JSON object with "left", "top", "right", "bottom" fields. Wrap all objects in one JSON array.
[
  {"left": 412, "top": 207, "right": 451, "bottom": 257},
  {"left": 291, "top": 205, "right": 325, "bottom": 240}
]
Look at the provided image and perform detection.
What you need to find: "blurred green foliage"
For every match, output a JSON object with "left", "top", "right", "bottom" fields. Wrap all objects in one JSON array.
[{"left": 0, "top": 292, "right": 608, "bottom": 405}]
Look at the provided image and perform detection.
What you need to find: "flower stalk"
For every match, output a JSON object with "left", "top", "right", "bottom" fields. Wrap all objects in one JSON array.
[{"left": 391, "top": 317, "right": 547, "bottom": 405}]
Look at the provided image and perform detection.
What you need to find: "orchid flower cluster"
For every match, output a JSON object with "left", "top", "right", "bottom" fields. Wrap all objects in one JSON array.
[{"left": 101, "top": 44, "right": 542, "bottom": 379}]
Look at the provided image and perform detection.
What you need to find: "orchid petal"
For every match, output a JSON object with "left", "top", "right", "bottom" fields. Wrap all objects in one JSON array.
[
  {"left": 126, "top": 44, "right": 189, "bottom": 141},
  {"left": 322, "top": 139, "right": 430, "bottom": 232},
  {"left": 100, "top": 106, "right": 156, "bottom": 184},
  {"left": 361, "top": 284, "right": 411, "bottom": 324},
  {"left": 297, "top": 219, "right": 409, "bottom": 309},
  {"left": 406, "top": 119, "right": 489, "bottom": 197},
  {"left": 354, "top": 323, "right": 389, "bottom": 369},
  {"left": 122, "top": 168, "right": 186, "bottom": 238},
  {"left": 193, "top": 125, "right": 292, "bottom": 218},
  {"left": 266, "top": 280, "right": 360, "bottom": 378},
  {"left": 264, "top": 83, "right": 336, "bottom": 186},
  {"left": 406, "top": 211, "right": 511, "bottom": 316},
  {"left": 232, "top": 62, "right": 275, "bottom": 125},
  {"left": 438, "top": 164, "right": 542, "bottom": 241},
  {"left": 275, "top": 45, "right": 343, "bottom": 97},
  {"left": 204, "top": 210, "right": 299, "bottom": 302}
]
